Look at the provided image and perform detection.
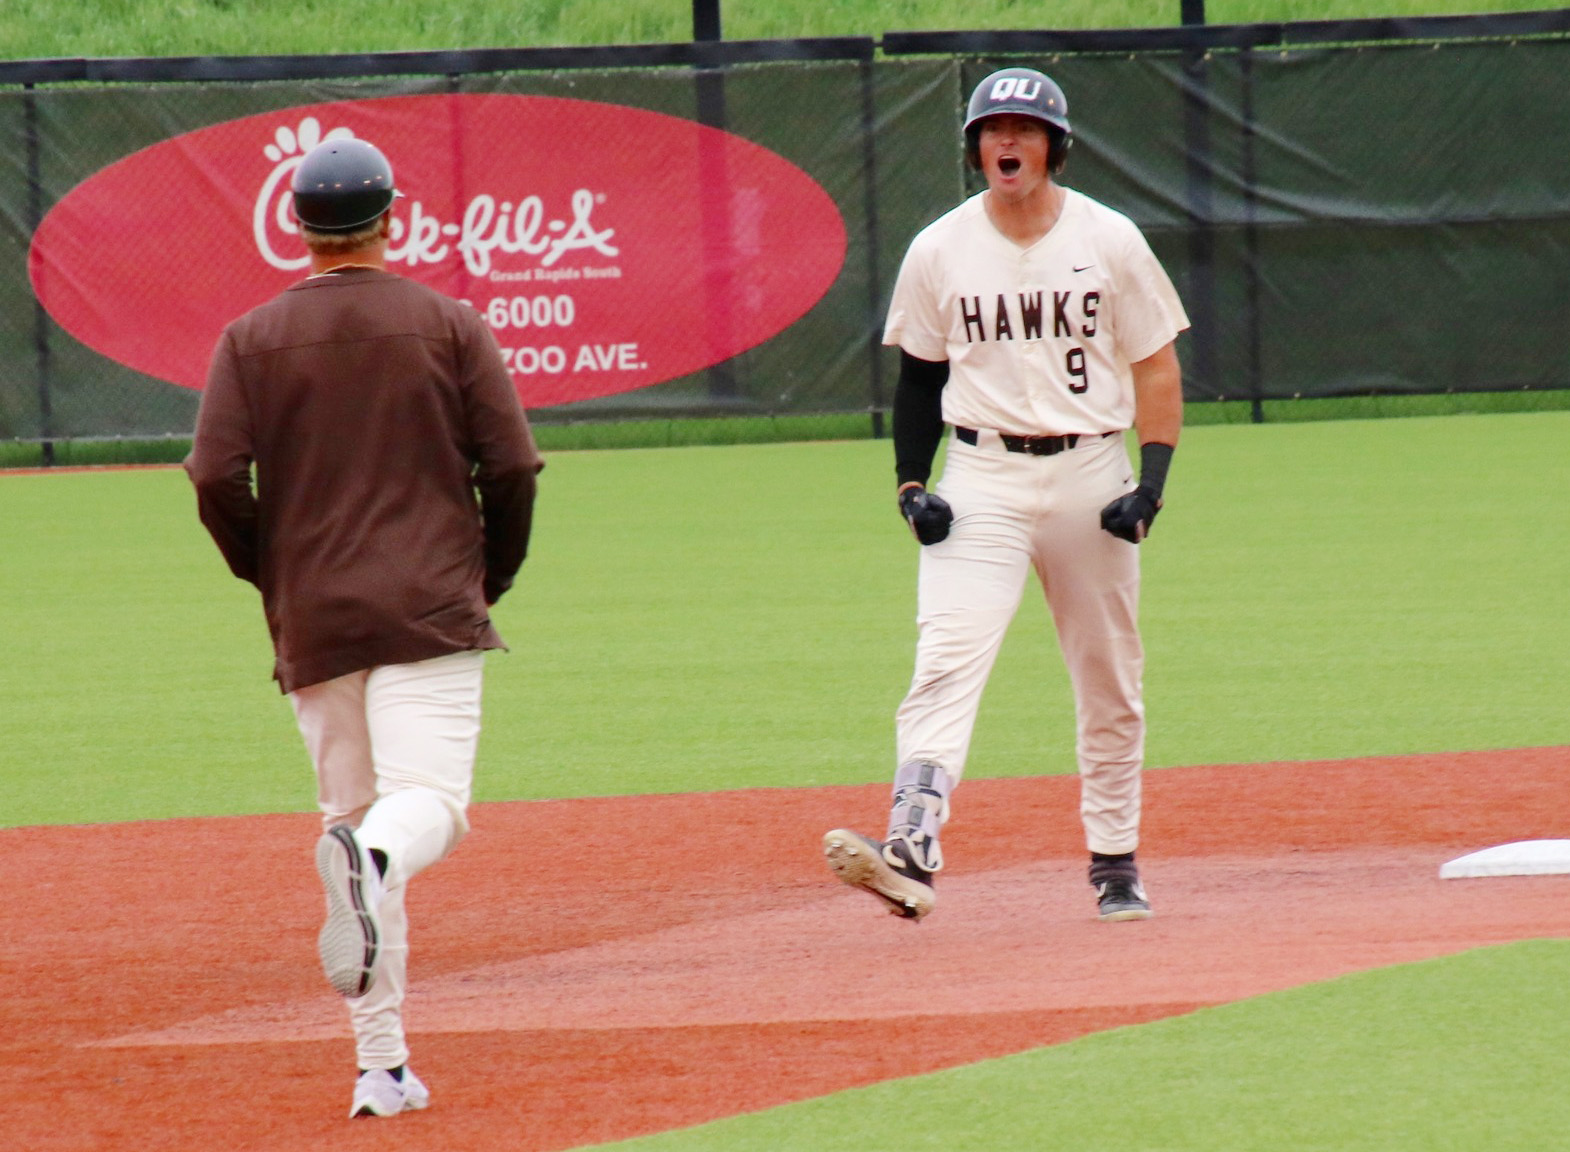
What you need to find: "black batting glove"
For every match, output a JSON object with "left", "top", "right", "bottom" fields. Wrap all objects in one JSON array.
[
  {"left": 1100, "top": 485, "right": 1161, "bottom": 543},
  {"left": 898, "top": 483, "right": 953, "bottom": 545}
]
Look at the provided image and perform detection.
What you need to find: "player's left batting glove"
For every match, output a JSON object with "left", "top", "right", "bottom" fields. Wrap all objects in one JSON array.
[
  {"left": 898, "top": 483, "right": 953, "bottom": 545},
  {"left": 1100, "top": 486, "right": 1162, "bottom": 543},
  {"left": 1100, "top": 441, "right": 1175, "bottom": 544}
]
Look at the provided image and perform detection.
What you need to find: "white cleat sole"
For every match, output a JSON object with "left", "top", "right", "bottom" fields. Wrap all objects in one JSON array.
[{"left": 823, "top": 829, "right": 935, "bottom": 920}]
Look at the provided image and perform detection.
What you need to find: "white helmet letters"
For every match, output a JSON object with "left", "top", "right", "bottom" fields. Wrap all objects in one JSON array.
[{"left": 990, "top": 77, "right": 1042, "bottom": 104}]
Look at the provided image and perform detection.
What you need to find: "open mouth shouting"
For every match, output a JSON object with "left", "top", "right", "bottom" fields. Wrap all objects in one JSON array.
[{"left": 998, "top": 155, "right": 1022, "bottom": 177}]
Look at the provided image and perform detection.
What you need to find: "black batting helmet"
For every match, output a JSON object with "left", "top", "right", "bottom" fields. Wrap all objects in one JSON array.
[
  {"left": 963, "top": 68, "right": 1073, "bottom": 175},
  {"left": 291, "top": 137, "right": 398, "bottom": 233}
]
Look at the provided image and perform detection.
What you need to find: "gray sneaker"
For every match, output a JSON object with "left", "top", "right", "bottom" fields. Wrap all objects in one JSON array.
[
  {"left": 315, "top": 825, "right": 382, "bottom": 997},
  {"left": 351, "top": 1067, "right": 430, "bottom": 1118},
  {"left": 823, "top": 829, "right": 936, "bottom": 920},
  {"left": 1090, "top": 851, "right": 1153, "bottom": 922},
  {"left": 1095, "top": 875, "right": 1153, "bottom": 921}
]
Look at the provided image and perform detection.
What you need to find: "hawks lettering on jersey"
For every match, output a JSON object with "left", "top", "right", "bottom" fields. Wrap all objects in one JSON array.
[{"left": 958, "top": 291, "right": 1100, "bottom": 342}]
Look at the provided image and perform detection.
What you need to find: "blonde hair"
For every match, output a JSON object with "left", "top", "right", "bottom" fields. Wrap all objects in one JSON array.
[{"left": 300, "top": 216, "right": 386, "bottom": 256}]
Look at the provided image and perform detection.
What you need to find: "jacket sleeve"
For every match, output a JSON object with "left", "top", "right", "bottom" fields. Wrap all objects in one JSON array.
[
  {"left": 460, "top": 312, "right": 543, "bottom": 605},
  {"left": 183, "top": 329, "right": 261, "bottom": 585}
]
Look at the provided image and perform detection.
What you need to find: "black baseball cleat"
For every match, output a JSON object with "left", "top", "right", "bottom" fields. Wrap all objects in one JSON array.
[{"left": 823, "top": 829, "right": 936, "bottom": 920}]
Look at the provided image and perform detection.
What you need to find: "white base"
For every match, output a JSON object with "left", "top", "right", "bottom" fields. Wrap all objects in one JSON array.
[{"left": 1439, "top": 839, "right": 1570, "bottom": 879}]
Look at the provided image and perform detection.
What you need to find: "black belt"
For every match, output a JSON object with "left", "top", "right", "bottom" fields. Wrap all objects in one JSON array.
[{"left": 955, "top": 426, "right": 1111, "bottom": 456}]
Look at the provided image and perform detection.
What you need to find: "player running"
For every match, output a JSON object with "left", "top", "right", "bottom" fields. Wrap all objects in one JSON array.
[
  {"left": 186, "top": 137, "right": 542, "bottom": 1118},
  {"left": 824, "top": 67, "right": 1189, "bottom": 922}
]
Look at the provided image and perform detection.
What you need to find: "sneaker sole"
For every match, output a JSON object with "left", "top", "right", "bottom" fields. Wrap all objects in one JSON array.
[
  {"left": 823, "top": 829, "right": 934, "bottom": 920},
  {"left": 1098, "top": 905, "right": 1154, "bottom": 922},
  {"left": 352, "top": 1094, "right": 429, "bottom": 1119},
  {"left": 316, "top": 826, "right": 380, "bottom": 997}
]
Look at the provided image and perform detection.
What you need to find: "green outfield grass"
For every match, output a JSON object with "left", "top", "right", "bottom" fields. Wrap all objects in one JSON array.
[
  {"left": 598, "top": 939, "right": 1570, "bottom": 1152},
  {"left": 2, "top": 409, "right": 1566, "bottom": 827},
  {"left": 0, "top": 0, "right": 1559, "bottom": 58},
  {"left": 6, "top": 390, "right": 1569, "bottom": 469}
]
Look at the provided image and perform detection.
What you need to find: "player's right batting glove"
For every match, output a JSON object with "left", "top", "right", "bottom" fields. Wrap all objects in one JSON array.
[
  {"left": 898, "top": 483, "right": 953, "bottom": 546},
  {"left": 1099, "top": 486, "right": 1162, "bottom": 543}
]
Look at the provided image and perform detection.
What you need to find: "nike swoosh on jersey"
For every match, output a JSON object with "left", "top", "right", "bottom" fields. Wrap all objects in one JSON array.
[{"left": 1073, "top": 263, "right": 1095, "bottom": 272}]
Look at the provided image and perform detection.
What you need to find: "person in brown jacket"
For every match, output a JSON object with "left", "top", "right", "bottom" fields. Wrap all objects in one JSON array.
[{"left": 185, "top": 136, "right": 542, "bottom": 1120}]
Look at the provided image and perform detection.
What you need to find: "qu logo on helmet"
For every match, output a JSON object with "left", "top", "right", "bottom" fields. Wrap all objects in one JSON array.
[{"left": 990, "top": 77, "right": 1042, "bottom": 103}]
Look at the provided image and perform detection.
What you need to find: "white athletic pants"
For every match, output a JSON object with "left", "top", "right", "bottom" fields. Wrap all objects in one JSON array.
[
  {"left": 895, "top": 431, "right": 1145, "bottom": 855},
  {"left": 290, "top": 649, "right": 485, "bottom": 1070}
]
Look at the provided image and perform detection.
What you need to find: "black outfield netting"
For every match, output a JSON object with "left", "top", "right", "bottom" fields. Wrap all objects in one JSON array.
[{"left": 3, "top": 14, "right": 1569, "bottom": 445}]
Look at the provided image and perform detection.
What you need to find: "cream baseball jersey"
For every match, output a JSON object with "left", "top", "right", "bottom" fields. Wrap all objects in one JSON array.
[{"left": 884, "top": 188, "right": 1189, "bottom": 435}]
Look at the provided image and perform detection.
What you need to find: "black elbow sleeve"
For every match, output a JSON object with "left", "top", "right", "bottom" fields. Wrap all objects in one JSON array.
[{"left": 892, "top": 352, "right": 949, "bottom": 487}]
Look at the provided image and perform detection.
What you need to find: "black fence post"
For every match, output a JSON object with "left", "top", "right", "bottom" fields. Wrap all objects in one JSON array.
[
  {"left": 24, "top": 82, "right": 55, "bottom": 466},
  {"left": 859, "top": 58, "right": 885, "bottom": 439},
  {"left": 1180, "top": 35, "right": 1219, "bottom": 419},
  {"left": 693, "top": 0, "right": 738, "bottom": 401},
  {"left": 1240, "top": 48, "right": 1264, "bottom": 425},
  {"left": 693, "top": 0, "right": 721, "bottom": 43}
]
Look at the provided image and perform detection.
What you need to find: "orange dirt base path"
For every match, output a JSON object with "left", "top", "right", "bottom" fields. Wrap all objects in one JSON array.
[{"left": 3, "top": 747, "right": 1568, "bottom": 1151}]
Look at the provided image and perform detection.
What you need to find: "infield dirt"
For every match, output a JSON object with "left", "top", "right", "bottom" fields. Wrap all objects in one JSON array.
[{"left": 3, "top": 747, "right": 1567, "bottom": 1151}]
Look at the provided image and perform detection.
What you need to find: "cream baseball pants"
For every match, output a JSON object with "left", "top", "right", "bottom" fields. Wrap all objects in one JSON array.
[
  {"left": 290, "top": 649, "right": 485, "bottom": 1071},
  {"left": 896, "top": 430, "right": 1145, "bottom": 855}
]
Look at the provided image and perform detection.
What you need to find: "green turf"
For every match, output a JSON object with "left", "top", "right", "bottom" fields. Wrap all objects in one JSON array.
[
  {"left": 590, "top": 938, "right": 1570, "bottom": 1152},
  {"left": 2, "top": 409, "right": 1566, "bottom": 827},
  {"left": 0, "top": 467, "right": 295, "bottom": 825},
  {"left": 7, "top": 391, "right": 1570, "bottom": 469},
  {"left": 0, "top": 0, "right": 1555, "bottom": 58},
  {"left": 1136, "top": 411, "right": 1570, "bottom": 766}
]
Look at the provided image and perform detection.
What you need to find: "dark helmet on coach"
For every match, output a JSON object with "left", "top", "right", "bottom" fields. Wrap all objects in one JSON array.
[
  {"left": 291, "top": 137, "right": 399, "bottom": 233},
  {"left": 963, "top": 67, "right": 1073, "bottom": 175}
]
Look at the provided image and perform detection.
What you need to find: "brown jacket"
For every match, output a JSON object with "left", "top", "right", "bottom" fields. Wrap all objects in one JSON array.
[{"left": 185, "top": 267, "right": 542, "bottom": 693}]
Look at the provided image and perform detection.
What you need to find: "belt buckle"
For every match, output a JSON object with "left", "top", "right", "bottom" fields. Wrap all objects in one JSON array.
[{"left": 1022, "top": 433, "right": 1070, "bottom": 456}]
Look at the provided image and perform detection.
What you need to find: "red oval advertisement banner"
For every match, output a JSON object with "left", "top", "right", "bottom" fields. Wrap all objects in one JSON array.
[{"left": 27, "top": 94, "right": 848, "bottom": 407}]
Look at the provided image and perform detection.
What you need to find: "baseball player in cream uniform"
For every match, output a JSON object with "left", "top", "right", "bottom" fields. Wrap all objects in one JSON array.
[{"left": 825, "top": 67, "right": 1188, "bottom": 922}]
